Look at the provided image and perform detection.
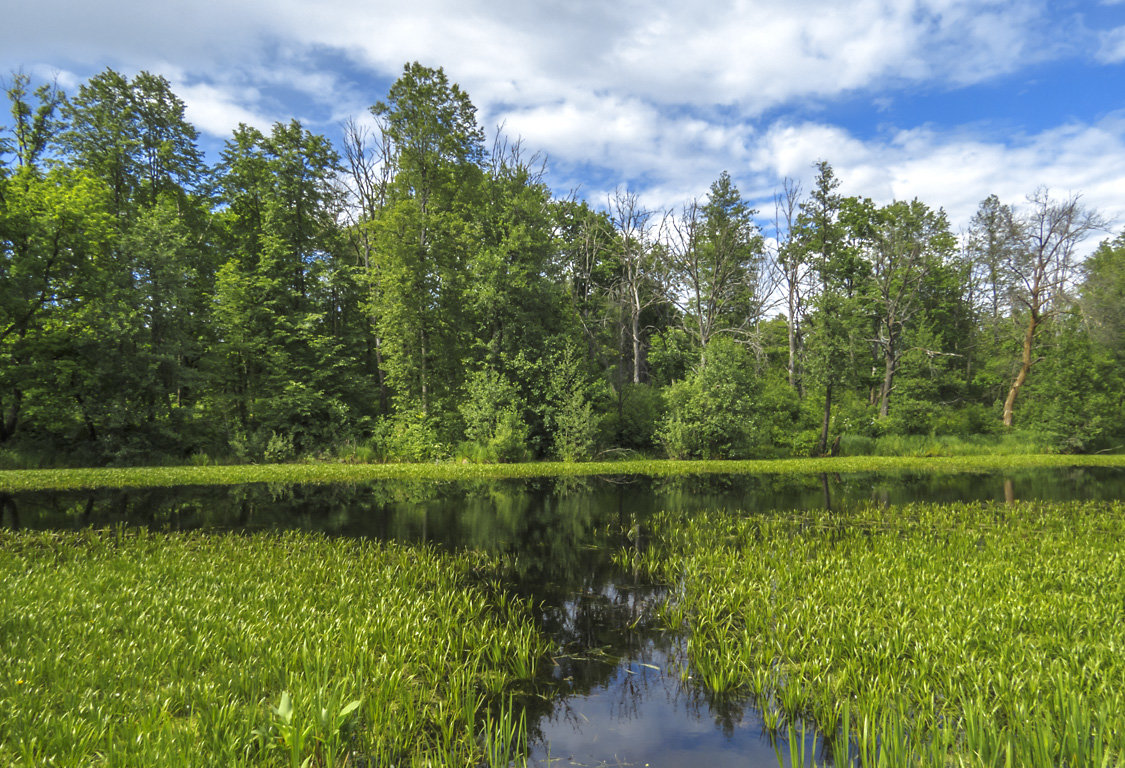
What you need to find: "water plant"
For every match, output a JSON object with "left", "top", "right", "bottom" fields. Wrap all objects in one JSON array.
[
  {"left": 625, "top": 499, "right": 1125, "bottom": 766},
  {"left": 0, "top": 529, "right": 547, "bottom": 766},
  {"left": 2, "top": 453, "right": 1123, "bottom": 493}
]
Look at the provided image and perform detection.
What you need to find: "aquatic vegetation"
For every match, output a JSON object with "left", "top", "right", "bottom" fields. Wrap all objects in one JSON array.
[
  {"left": 0, "top": 529, "right": 547, "bottom": 766},
  {"left": 622, "top": 499, "right": 1125, "bottom": 766},
  {"left": 2, "top": 453, "right": 1123, "bottom": 492}
]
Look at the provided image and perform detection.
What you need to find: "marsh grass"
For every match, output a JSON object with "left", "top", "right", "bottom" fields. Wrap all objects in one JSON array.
[
  {"left": 0, "top": 529, "right": 547, "bottom": 766},
  {"left": 2, "top": 454, "right": 1124, "bottom": 493},
  {"left": 622, "top": 500, "right": 1125, "bottom": 767}
]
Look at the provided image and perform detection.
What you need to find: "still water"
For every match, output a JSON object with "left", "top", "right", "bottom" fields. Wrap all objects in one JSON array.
[{"left": 5, "top": 467, "right": 1123, "bottom": 767}]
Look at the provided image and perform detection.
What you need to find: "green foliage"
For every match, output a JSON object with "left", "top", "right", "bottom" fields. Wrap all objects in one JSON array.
[
  {"left": 1083, "top": 229, "right": 1125, "bottom": 362},
  {"left": 459, "top": 367, "right": 531, "bottom": 463},
  {"left": 4, "top": 67, "right": 1123, "bottom": 466},
  {"left": 601, "top": 383, "right": 663, "bottom": 453},
  {"left": 544, "top": 346, "right": 599, "bottom": 461},
  {"left": 658, "top": 337, "right": 760, "bottom": 459},
  {"left": 370, "top": 411, "right": 449, "bottom": 463}
]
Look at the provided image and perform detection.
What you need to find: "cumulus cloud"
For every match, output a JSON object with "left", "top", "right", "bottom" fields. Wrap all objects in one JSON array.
[
  {"left": 2, "top": 0, "right": 1060, "bottom": 114},
  {"left": 746, "top": 115, "right": 1125, "bottom": 235},
  {"left": 3, "top": 0, "right": 1118, "bottom": 247},
  {"left": 176, "top": 82, "right": 275, "bottom": 137}
]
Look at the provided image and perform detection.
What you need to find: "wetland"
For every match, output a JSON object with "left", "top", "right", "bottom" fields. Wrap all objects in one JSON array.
[{"left": 2, "top": 465, "right": 1124, "bottom": 766}]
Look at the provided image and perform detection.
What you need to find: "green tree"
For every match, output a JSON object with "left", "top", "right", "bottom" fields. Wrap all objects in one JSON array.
[
  {"left": 865, "top": 199, "right": 957, "bottom": 418},
  {"left": 369, "top": 63, "right": 484, "bottom": 418},
  {"left": 62, "top": 69, "right": 203, "bottom": 215},
  {"left": 797, "top": 162, "right": 870, "bottom": 455},
  {"left": 0, "top": 167, "right": 113, "bottom": 445},
  {"left": 669, "top": 171, "right": 766, "bottom": 361},
  {"left": 210, "top": 120, "right": 360, "bottom": 456},
  {"left": 1082, "top": 230, "right": 1125, "bottom": 363}
]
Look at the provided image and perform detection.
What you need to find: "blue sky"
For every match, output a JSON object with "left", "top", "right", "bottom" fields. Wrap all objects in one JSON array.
[{"left": 3, "top": 0, "right": 1124, "bottom": 236}]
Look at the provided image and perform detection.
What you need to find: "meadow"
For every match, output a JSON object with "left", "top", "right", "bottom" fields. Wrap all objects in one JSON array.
[
  {"left": 0, "top": 529, "right": 544, "bottom": 767},
  {"left": 621, "top": 499, "right": 1125, "bottom": 766}
]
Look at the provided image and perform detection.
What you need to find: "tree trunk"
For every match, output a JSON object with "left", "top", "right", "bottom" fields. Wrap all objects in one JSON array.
[
  {"left": 787, "top": 280, "right": 799, "bottom": 393},
  {"left": 631, "top": 306, "right": 642, "bottom": 385},
  {"left": 1002, "top": 313, "right": 1038, "bottom": 427},
  {"left": 817, "top": 380, "right": 833, "bottom": 456},
  {"left": 0, "top": 389, "right": 21, "bottom": 443},
  {"left": 878, "top": 338, "right": 895, "bottom": 418}
]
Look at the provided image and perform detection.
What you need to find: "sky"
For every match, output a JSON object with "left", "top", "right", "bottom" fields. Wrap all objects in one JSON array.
[{"left": 4, "top": 0, "right": 1125, "bottom": 240}]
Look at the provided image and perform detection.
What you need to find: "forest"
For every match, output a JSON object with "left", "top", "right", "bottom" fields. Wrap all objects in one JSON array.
[{"left": 1, "top": 62, "right": 1123, "bottom": 467}]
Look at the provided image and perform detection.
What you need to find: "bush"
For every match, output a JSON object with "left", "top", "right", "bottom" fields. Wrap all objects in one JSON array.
[
  {"left": 458, "top": 368, "right": 531, "bottom": 463},
  {"left": 545, "top": 346, "right": 600, "bottom": 462},
  {"left": 656, "top": 338, "right": 759, "bottom": 460},
  {"left": 369, "top": 412, "right": 449, "bottom": 463},
  {"left": 601, "top": 383, "right": 664, "bottom": 452}
]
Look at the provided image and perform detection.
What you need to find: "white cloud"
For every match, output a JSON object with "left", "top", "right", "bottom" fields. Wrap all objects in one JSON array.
[
  {"left": 176, "top": 82, "right": 275, "bottom": 137},
  {"left": 1097, "top": 26, "right": 1125, "bottom": 63},
  {"left": 1, "top": 0, "right": 1058, "bottom": 115},
  {"left": 3, "top": 0, "right": 1118, "bottom": 249},
  {"left": 747, "top": 116, "right": 1125, "bottom": 236}
]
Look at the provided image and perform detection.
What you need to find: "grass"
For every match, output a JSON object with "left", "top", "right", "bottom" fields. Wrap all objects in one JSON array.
[
  {"left": 620, "top": 499, "right": 1125, "bottom": 766},
  {"left": 1, "top": 454, "right": 1124, "bottom": 492},
  {"left": 0, "top": 529, "right": 547, "bottom": 767}
]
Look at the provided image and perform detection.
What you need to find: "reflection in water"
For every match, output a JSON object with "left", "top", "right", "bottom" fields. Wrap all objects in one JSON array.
[{"left": 5, "top": 468, "right": 1125, "bottom": 766}]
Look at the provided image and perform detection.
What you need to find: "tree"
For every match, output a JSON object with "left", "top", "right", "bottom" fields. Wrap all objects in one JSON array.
[
  {"left": 668, "top": 171, "right": 766, "bottom": 362},
  {"left": 796, "top": 162, "right": 869, "bottom": 455},
  {"left": 62, "top": 69, "right": 203, "bottom": 215},
  {"left": 772, "top": 178, "right": 810, "bottom": 394},
  {"left": 658, "top": 336, "right": 760, "bottom": 459},
  {"left": 369, "top": 63, "right": 484, "bottom": 417},
  {"left": 210, "top": 120, "right": 358, "bottom": 455},
  {"left": 608, "top": 187, "right": 667, "bottom": 385},
  {"left": 3, "top": 72, "right": 63, "bottom": 171},
  {"left": 1081, "top": 230, "right": 1125, "bottom": 363},
  {"left": 1001, "top": 190, "right": 1105, "bottom": 428},
  {"left": 866, "top": 199, "right": 957, "bottom": 418},
  {"left": 0, "top": 167, "right": 113, "bottom": 444}
]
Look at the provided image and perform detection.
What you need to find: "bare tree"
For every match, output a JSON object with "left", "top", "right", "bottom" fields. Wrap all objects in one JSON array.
[
  {"left": 608, "top": 188, "right": 667, "bottom": 384},
  {"left": 667, "top": 172, "right": 770, "bottom": 364},
  {"left": 1001, "top": 190, "right": 1106, "bottom": 427},
  {"left": 772, "top": 178, "right": 810, "bottom": 394}
]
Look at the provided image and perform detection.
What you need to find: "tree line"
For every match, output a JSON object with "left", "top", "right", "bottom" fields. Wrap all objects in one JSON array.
[{"left": 1, "top": 63, "right": 1122, "bottom": 466}]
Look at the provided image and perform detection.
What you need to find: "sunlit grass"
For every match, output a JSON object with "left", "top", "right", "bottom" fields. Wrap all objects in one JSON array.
[
  {"left": 0, "top": 529, "right": 547, "bottom": 767},
  {"left": 622, "top": 499, "right": 1125, "bottom": 766},
  {"left": 2, "top": 454, "right": 1123, "bottom": 492}
]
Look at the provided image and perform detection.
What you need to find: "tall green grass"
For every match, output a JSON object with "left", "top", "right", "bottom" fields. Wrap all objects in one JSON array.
[
  {"left": 622, "top": 500, "right": 1125, "bottom": 766},
  {"left": 0, "top": 529, "right": 546, "bottom": 766},
  {"left": 2, "top": 454, "right": 1123, "bottom": 492},
  {"left": 836, "top": 430, "right": 1061, "bottom": 458}
]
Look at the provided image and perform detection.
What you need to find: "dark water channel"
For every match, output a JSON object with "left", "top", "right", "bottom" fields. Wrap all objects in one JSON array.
[{"left": 5, "top": 467, "right": 1124, "bottom": 767}]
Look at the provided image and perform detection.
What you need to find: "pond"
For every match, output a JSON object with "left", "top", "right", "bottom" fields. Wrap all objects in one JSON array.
[{"left": 5, "top": 466, "right": 1124, "bottom": 767}]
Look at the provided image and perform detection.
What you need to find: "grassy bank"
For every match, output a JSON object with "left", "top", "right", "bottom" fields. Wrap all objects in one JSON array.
[
  {"left": 622, "top": 499, "right": 1125, "bottom": 766},
  {"left": 0, "top": 529, "right": 546, "bottom": 767},
  {"left": 2, "top": 453, "right": 1124, "bottom": 492}
]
